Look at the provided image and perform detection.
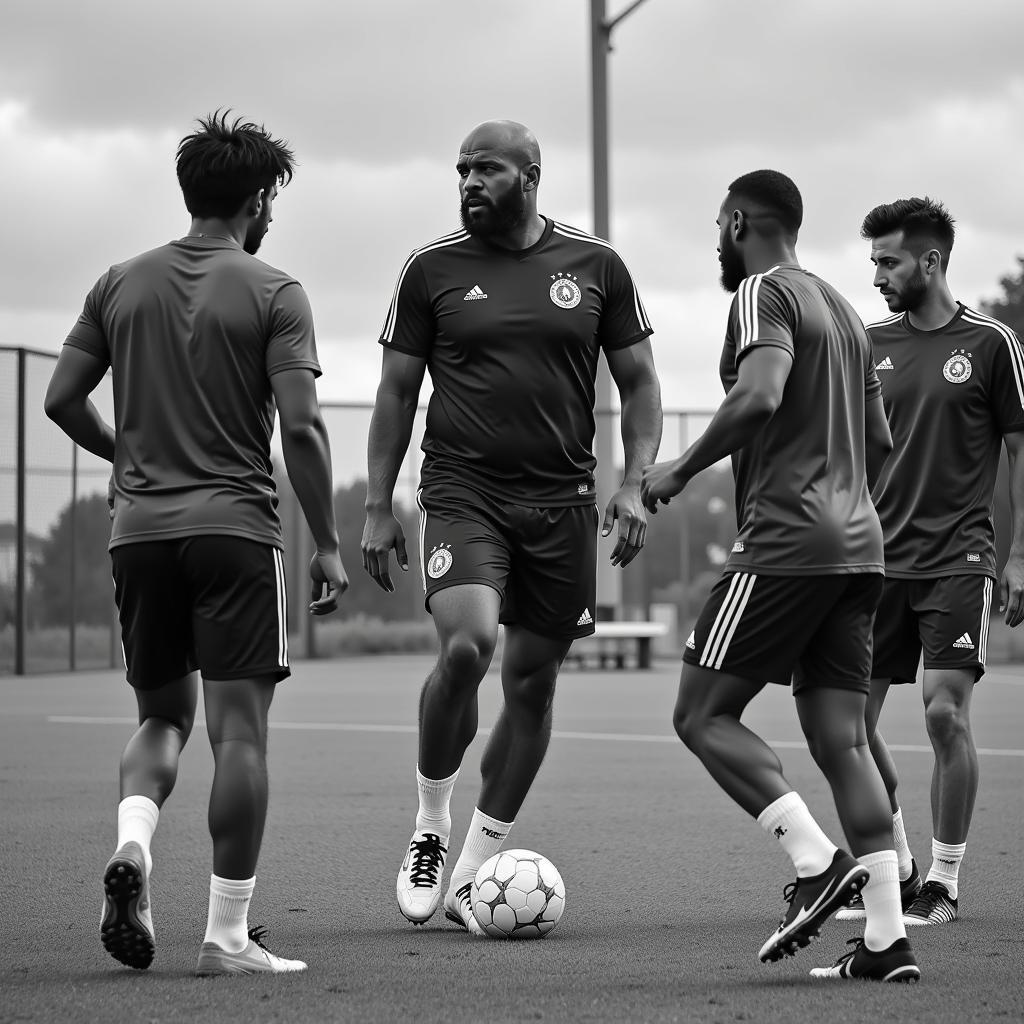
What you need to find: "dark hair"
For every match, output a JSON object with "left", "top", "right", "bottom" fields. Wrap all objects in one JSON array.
[
  {"left": 727, "top": 169, "right": 803, "bottom": 235},
  {"left": 860, "top": 197, "right": 955, "bottom": 268},
  {"left": 176, "top": 110, "right": 295, "bottom": 219}
]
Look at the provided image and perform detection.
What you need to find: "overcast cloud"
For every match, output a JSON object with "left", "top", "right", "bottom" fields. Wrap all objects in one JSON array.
[{"left": 3, "top": 0, "right": 1024, "bottom": 411}]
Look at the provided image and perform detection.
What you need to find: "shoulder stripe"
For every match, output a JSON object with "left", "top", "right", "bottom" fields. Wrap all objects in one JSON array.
[
  {"left": 865, "top": 311, "right": 904, "bottom": 331},
  {"left": 962, "top": 309, "right": 1024, "bottom": 409},
  {"left": 381, "top": 231, "right": 470, "bottom": 343},
  {"left": 551, "top": 223, "right": 652, "bottom": 333},
  {"left": 736, "top": 265, "right": 780, "bottom": 351}
]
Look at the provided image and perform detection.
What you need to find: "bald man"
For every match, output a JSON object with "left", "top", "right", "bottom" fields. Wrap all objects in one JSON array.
[{"left": 363, "top": 120, "right": 662, "bottom": 932}]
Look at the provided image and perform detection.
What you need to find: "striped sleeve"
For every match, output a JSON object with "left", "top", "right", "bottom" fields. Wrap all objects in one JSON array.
[
  {"left": 962, "top": 308, "right": 1024, "bottom": 432},
  {"left": 552, "top": 222, "right": 652, "bottom": 350},
  {"left": 728, "top": 266, "right": 793, "bottom": 364},
  {"left": 379, "top": 230, "right": 467, "bottom": 357}
]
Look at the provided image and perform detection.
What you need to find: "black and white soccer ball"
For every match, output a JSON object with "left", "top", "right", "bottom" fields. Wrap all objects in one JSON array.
[{"left": 471, "top": 849, "right": 566, "bottom": 939}]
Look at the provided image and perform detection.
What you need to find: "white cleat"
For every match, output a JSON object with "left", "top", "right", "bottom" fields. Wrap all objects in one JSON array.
[
  {"left": 443, "top": 881, "right": 485, "bottom": 936},
  {"left": 101, "top": 841, "right": 155, "bottom": 970},
  {"left": 396, "top": 831, "right": 448, "bottom": 924},
  {"left": 196, "top": 926, "right": 307, "bottom": 975}
]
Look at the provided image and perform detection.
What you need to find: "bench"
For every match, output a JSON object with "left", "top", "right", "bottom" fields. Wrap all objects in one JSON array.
[{"left": 569, "top": 621, "right": 669, "bottom": 670}]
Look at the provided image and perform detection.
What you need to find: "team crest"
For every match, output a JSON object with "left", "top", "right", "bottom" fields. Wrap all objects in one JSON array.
[
  {"left": 426, "top": 543, "right": 453, "bottom": 579},
  {"left": 943, "top": 350, "right": 972, "bottom": 384},
  {"left": 549, "top": 272, "right": 581, "bottom": 309}
]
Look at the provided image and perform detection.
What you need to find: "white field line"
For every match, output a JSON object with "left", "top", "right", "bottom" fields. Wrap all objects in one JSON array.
[{"left": 44, "top": 716, "right": 1024, "bottom": 757}]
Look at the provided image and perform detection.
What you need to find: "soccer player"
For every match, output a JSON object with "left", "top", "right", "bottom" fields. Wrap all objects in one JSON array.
[
  {"left": 836, "top": 197, "right": 1024, "bottom": 927},
  {"left": 641, "top": 170, "right": 920, "bottom": 983},
  {"left": 44, "top": 112, "right": 348, "bottom": 974},
  {"left": 362, "top": 120, "right": 662, "bottom": 933}
]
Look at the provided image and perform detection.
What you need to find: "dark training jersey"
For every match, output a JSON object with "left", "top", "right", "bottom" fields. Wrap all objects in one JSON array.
[
  {"left": 868, "top": 304, "right": 1024, "bottom": 578},
  {"left": 379, "top": 218, "right": 653, "bottom": 506},
  {"left": 720, "top": 263, "right": 884, "bottom": 576},
  {"left": 64, "top": 236, "right": 321, "bottom": 550}
]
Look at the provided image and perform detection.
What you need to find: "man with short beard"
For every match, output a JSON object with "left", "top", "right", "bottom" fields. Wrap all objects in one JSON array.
[
  {"left": 642, "top": 170, "right": 919, "bottom": 982},
  {"left": 834, "top": 198, "right": 1024, "bottom": 929},
  {"left": 363, "top": 119, "right": 661, "bottom": 932},
  {"left": 44, "top": 111, "right": 348, "bottom": 975}
]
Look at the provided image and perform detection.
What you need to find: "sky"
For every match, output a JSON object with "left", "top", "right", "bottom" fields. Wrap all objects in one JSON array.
[{"left": 3, "top": 0, "right": 1024, "bottom": 417}]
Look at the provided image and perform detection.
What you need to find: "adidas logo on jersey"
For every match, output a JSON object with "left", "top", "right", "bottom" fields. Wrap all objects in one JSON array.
[
  {"left": 966, "top": 553, "right": 981, "bottom": 563},
  {"left": 685, "top": 631, "right": 696, "bottom": 650},
  {"left": 875, "top": 356, "right": 894, "bottom": 370},
  {"left": 953, "top": 633, "right": 975, "bottom": 650},
  {"left": 577, "top": 608, "right": 594, "bottom": 626},
  {"left": 463, "top": 285, "right": 488, "bottom": 301}
]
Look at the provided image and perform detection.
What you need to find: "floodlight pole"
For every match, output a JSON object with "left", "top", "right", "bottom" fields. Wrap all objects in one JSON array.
[{"left": 590, "top": 0, "right": 649, "bottom": 620}]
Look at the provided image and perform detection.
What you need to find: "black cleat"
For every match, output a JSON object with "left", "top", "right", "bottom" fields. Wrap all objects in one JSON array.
[{"left": 758, "top": 849, "right": 869, "bottom": 963}]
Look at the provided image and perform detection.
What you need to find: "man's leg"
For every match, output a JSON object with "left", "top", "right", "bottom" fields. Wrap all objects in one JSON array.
[
  {"left": 442, "top": 624, "right": 571, "bottom": 929},
  {"left": 838, "top": 677, "right": 920, "bottom": 921},
  {"left": 397, "top": 583, "right": 499, "bottom": 925},
  {"left": 798, "top": 685, "right": 918, "bottom": 982},
  {"left": 101, "top": 673, "right": 198, "bottom": 970},
  {"left": 195, "top": 674, "right": 305, "bottom": 974},
  {"left": 676, "top": 664, "right": 868, "bottom": 963},
  {"left": 898, "top": 666, "right": 976, "bottom": 926}
]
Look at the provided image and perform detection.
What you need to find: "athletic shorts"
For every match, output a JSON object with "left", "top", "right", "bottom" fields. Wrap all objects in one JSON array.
[
  {"left": 682, "top": 571, "right": 884, "bottom": 694},
  {"left": 417, "top": 483, "right": 599, "bottom": 641},
  {"left": 871, "top": 575, "right": 994, "bottom": 684},
  {"left": 111, "top": 537, "right": 290, "bottom": 690}
]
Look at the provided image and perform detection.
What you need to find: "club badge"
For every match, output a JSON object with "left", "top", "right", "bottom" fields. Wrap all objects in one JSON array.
[
  {"left": 549, "top": 272, "right": 581, "bottom": 309},
  {"left": 426, "top": 543, "right": 453, "bottom": 579},
  {"left": 943, "top": 350, "right": 972, "bottom": 384}
]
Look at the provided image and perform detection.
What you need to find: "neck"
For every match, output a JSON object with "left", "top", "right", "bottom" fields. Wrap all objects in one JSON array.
[
  {"left": 187, "top": 217, "right": 244, "bottom": 246},
  {"left": 744, "top": 240, "right": 798, "bottom": 277},
  {"left": 486, "top": 212, "right": 546, "bottom": 251},
  {"left": 906, "top": 280, "right": 958, "bottom": 332}
]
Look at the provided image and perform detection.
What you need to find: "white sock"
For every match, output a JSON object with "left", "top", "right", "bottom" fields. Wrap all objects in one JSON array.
[
  {"left": 448, "top": 807, "right": 514, "bottom": 893},
  {"left": 117, "top": 795, "right": 159, "bottom": 875},
  {"left": 204, "top": 874, "right": 255, "bottom": 954},
  {"left": 415, "top": 766, "right": 459, "bottom": 839},
  {"left": 859, "top": 850, "right": 905, "bottom": 950},
  {"left": 756, "top": 791, "right": 837, "bottom": 877},
  {"left": 927, "top": 839, "right": 965, "bottom": 899},
  {"left": 891, "top": 807, "right": 913, "bottom": 880}
]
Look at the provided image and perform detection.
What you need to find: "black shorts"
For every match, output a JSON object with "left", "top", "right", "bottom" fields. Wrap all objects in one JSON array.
[
  {"left": 416, "top": 483, "right": 599, "bottom": 641},
  {"left": 111, "top": 537, "right": 290, "bottom": 690},
  {"left": 683, "top": 571, "right": 884, "bottom": 694},
  {"left": 872, "top": 575, "right": 994, "bottom": 684}
]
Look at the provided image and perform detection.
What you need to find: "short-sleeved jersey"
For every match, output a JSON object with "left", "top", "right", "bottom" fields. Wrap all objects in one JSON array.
[
  {"left": 868, "top": 303, "right": 1024, "bottom": 578},
  {"left": 63, "top": 236, "right": 321, "bottom": 550},
  {"left": 379, "top": 218, "right": 653, "bottom": 506},
  {"left": 720, "top": 263, "right": 884, "bottom": 576}
]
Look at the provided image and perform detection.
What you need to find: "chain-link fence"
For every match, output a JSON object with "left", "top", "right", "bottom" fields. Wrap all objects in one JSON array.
[
  {"left": 0, "top": 345, "right": 728, "bottom": 674},
  {"left": 12, "top": 347, "right": 1016, "bottom": 674},
  {"left": 0, "top": 347, "right": 119, "bottom": 674}
]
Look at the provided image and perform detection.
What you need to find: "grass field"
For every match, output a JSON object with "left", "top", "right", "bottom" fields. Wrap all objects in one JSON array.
[{"left": 2, "top": 655, "right": 1023, "bottom": 1023}]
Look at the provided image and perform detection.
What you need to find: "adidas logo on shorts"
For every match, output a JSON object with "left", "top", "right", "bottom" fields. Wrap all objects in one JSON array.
[
  {"left": 577, "top": 608, "right": 594, "bottom": 626},
  {"left": 952, "top": 632, "right": 975, "bottom": 650}
]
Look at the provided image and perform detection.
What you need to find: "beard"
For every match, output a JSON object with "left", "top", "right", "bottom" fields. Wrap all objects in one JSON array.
[
  {"left": 718, "top": 233, "right": 747, "bottom": 293},
  {"left": 243, "top": 221, "right": 266, "bottom": 255},
  {"left": 888, "top": 264, "right": 928, "bottom": 312},
  {"left": 460, "top": 182, "right": 527, "bottom": 239}
]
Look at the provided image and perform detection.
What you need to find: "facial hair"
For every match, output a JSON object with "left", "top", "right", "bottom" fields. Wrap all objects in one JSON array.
[
  {"left": 890, "top": 264, "right": 928, "bottom": 313},
  {"left": 460, "top": 181, "right": 527, "bottom": 239},
  {"left": 718, "top": 231, "right": 747, "bottom": 293}
]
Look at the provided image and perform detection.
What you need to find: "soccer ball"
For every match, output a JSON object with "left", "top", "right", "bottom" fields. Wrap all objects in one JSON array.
[{"left": 471, "top": 849, "right": 566, "bottom": 939}]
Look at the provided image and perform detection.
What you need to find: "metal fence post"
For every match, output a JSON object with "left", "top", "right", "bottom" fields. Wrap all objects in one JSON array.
[
  {"left": 69, "top": 442, "right": 78, "bottom": 671},
  {"left": 14, "top": 348, "right": 26, "bottom": 675}
]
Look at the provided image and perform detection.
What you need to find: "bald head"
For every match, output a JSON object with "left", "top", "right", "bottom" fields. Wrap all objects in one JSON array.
[{"left": 459, "top": 120, "right": 541, "bottom": 169}]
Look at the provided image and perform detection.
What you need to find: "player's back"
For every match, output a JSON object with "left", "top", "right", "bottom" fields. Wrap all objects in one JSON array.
[
  {"left": 68, "top": 236, "right": 317, "bottom": 549},
  {"left": 724, "top": 265, "right": 883, "bottom": 575}
]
